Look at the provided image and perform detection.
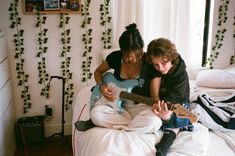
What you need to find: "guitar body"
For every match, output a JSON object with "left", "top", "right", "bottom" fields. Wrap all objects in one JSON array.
[
  {"left": 90, "top": 72, "right": 198, "bottom": 123},
  {"left": 90, "top": 72, "right": 139, "bottom": 112}
]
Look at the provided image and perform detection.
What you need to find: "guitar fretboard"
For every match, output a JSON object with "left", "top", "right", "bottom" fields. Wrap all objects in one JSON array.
[{"left": 119, "top": 91, "right": 174, "bottom": 110}]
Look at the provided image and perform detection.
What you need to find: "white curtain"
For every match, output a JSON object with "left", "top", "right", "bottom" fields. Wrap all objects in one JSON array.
[{"left": 110, "top": 0, "right": 206, "bottom": 69}]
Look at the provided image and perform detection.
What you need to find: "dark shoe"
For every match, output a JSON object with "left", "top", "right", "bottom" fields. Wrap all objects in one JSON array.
[
  {"left": 74, "top": 119, "right": 95, "bottom": 131},
  {"left": 155, "top": 129, "right": 176, "bottom": 156}
]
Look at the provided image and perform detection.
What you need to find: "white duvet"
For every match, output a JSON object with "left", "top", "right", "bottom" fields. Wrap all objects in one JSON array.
[
  {"left": 72, "top": 85, "right": 211, "bottom": 156},
  {"left": 73, "top": 124, "right": 209, "bottom": 156}
]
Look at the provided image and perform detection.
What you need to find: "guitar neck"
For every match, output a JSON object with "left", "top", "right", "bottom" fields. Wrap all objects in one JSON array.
[
  {"left": 119, "top": 91, "right": 174, "bottom": 109},
  {"left": 119, "top": 91, "right": 198, "bottom": 124}
]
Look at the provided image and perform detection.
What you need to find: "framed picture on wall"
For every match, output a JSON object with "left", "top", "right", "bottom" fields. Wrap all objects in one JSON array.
[{"left": 44, "top": 0, "right": 60, "bottom": 10}]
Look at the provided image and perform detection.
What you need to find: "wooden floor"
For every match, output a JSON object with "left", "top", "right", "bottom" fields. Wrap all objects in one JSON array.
[{"left": 14, "top": 136, "right": 73, "bottom": 156}]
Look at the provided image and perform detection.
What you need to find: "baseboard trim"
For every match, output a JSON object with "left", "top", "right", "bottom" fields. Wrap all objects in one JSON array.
[{"left": 44, "top": 123, "right": 72, "bottom": 137}]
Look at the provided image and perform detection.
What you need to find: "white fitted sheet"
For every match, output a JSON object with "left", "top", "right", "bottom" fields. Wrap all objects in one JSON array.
[{"left": 72, "top": 82, "right": 235, "bottom": 156}]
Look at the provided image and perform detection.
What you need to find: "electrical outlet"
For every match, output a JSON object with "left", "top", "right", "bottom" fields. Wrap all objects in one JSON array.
[{"left": 45, "top": 104, "right": 53, "bottom": 118}]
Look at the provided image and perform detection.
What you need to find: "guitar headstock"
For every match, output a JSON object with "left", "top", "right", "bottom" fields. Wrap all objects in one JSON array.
[{"left": 172, "top": 104, "right": 198, "bottom": 123}]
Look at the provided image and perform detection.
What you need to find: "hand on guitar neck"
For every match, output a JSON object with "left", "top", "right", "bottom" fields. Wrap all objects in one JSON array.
[
  {"left": 119, "top": 91, "right": 198, "bottom": 123},
  {"left": 152, "top": 100, "right": 173, "bottom": 121}
]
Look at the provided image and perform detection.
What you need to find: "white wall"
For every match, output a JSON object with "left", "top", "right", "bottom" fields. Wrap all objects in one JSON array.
[
  {"left": 0, "top": 32, "right": 16, "bottom": 156},
  {"left": 0, "top": 0, "right": 104, "bottom": 137}
]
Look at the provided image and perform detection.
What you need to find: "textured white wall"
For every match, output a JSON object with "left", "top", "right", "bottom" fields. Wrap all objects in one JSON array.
[
  {"left": 210, "top": 0, "right": 235, "bottom": 69},
  {"left": 0, "top": 32, "right": 16, "bottom": 156},
  {"left": 0, "top": 0, "right": 104, "bottom": 137}
]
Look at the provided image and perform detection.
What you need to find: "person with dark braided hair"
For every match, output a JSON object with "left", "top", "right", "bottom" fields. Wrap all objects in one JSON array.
[{"left": 94, "top": 23, "right": 144, "bottom": 101}]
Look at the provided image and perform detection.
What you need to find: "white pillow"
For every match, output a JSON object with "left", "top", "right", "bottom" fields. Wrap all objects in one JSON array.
[{"left": 196, "top": 69, "right": 235, "bottom": 88}]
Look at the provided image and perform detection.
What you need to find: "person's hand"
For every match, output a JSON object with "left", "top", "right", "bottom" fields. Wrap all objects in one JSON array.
[
  {"left": 152, "top": 100, "right": 173, "bottom": 121},
  {"left": 100, "top": 84, "right": 116, "bottom": 101}
]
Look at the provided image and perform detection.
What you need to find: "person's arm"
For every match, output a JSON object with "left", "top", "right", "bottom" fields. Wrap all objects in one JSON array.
[
  {"left": 151, "top": 77, "right": 174, "bottom": 121},
  {"left": 94, "top": 61, "right": 115, "bottom": 101},
  {"left": 150, "top": 77, "right": 161, "bottom": 101},
  {"left": 94, "top": 60, "right": 110, "bottom": 84}
]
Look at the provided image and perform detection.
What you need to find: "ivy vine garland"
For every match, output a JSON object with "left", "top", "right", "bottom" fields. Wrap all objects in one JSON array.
[
  {"left": 81, "top": 0, "right": 93, "bottom": 82},
  {"left": 35, "top": 13, "right": 50, "bottom": 98},
  {"left": 59, "top": 13, "right": 74, "bottom": 110},
  {"left": 230, "top": 14, "right": 235, "bottom": 64},
  {"left": 207, "top": 0, "right": 229, "bottom": 69},
  {"left": 100, "top": 0, "right": 112, "bottom": 49},
  {"left": 8, "top": 0, "right": 32, "bottom": 113}
]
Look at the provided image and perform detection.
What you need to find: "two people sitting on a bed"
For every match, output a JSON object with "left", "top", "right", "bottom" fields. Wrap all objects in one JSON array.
[{"left": 75, "top": 23, "right": 192, "bottom": 156}]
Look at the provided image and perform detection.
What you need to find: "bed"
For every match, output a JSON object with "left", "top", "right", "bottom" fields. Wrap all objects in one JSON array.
[{"left": 72, "top": 52, "right": 235, "bottom": 155}]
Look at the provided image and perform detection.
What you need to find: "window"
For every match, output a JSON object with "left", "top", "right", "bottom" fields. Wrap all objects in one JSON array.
[{"left": 111, "top": 0, "right": 213, "bottom": 69}]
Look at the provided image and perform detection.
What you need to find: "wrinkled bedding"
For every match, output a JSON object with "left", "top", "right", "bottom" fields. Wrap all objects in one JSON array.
[{"left": 72, "top": 82, "right": 235, "bottom": 156}]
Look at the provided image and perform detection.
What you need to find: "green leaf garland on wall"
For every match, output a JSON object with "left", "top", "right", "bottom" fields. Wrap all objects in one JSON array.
[
  {"left": 8, "top": 0, "right": 32, "bottom": 113},
  {"left": 35, "top": 13, "right": 50, "bottom": 98},
  {"left": 207, "top": 0, "right": 229, "bottom": 69},
  {"left": 100, "top": 0, "right": 112, "bottom": 49},
  {"left": 230, "top": 14, "right": 235, "bottom": 65},
  {"left": 59, "top": 13, "right": 74, "bottom": 110},
  {"left": 81, "top": 0, "right": 93, "bottom": 83}
]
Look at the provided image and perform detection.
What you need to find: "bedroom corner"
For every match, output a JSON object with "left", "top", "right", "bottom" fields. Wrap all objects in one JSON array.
[
  {"left": 0, "top": 0, "right": 234, "bottom": 156},
  {"left": 0, "top": 0, "right": 106, "bottom": 155}
]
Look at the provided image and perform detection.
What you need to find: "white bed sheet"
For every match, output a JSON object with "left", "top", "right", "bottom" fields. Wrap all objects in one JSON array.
[
  {"left": 204, "top": 131, "right": 235, "bottom": 156},
  {"left": 72, "top": 82, "right": 235, "bottom": 156},
  {"left": 190, "top": 80, "right": 235, "bottom": 156}
]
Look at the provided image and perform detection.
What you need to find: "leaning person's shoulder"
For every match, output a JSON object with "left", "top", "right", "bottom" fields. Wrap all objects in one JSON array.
[
  {"left": 106, "top": 50, "right": 122, "bottom": 63},
  {"left": 107, "top": 50, "right": 122, "bottom": 58}
]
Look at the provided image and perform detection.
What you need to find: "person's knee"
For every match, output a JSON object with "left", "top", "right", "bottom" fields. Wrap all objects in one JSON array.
[
  {"left": 144, "top": 110, "right": 163, "bottom": 129},
  {"left": 90, "top": 105, "right": 104, "bottom": 124},
  {"left": 136, "top": 109, "right": 163, "bottom": 129},
  {"left": 150, "top": 116, "right": 162, "bottom": 130}
]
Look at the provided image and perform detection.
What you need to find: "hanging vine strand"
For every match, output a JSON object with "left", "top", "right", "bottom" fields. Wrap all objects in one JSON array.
[
  {"left": 100, "top": 0, "right": 112, "bottom": 49},
  {"left": 206, "top": 0, "right": 229, "bottom": 69},
  {"left": 59, "top": 13, "right": 74, "bottom": 110},
  {"left": 8, "top": 0, "right": 32, "bottom": 113},
  {"left": 230, "top": 13, "right": 235, "bottom": 64},
  {"left": 81, "top": 0, "right": 93, "bottom": 83},
  {"left": 35, "top": 13, "right": 50, "bottom": 98}
]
